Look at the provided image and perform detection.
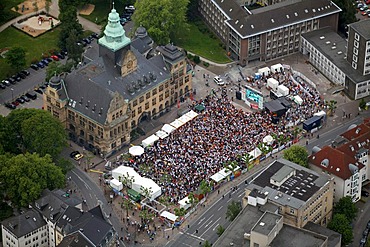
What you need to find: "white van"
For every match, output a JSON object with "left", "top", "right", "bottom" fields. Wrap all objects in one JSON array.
[{"left": 214, "top": 76, "right": 225, "bottom": 86}]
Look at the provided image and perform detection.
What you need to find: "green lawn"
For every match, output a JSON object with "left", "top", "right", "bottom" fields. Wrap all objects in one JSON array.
[
  {"left": 0, "top": 0, "right": 24, "bottom": 26},
  {"left": 80, "top": 0, "right": 127, "bottom": 26},
  {"left": 0, "top": 26, "right": 61, "bottom": 79},
  {"left": 172, "top": 22, "right": 231, "bottom": 64}
]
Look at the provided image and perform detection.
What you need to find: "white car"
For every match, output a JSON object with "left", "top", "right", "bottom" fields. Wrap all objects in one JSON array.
[{"left": 214, "top": 76, "right": 225, "bottom": 86}]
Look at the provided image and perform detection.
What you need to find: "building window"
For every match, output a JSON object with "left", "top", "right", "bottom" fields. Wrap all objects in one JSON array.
[
  {"left": 290, "top": 208, "right": 294, "bottom": 214},
  {"left": 145, "top": 102, "right": 149, "bottom": 110},
  {"left": 139, "top": 96, "right": 144, "bottom": 103},
  {"left": 355, "top": 33, "right": 360, "bottom": 41},
  {"left": 159, "top": 85, "right": 164, "bottom": 92},
  {"left": 152, "top": 88, "right": 157, "bottom": 96},
  {"left": 152, "top": 98, "right": 156, "bottom": 105},
  {"left": 47, "top": 96, "right": 51, "bottom": 103},
  {"left": 146, "top": 92, "right": 151, "bottom": 99},
  {"left": 165, "top": 91, "right": 169, "bottom": 98},
  {"left": 354, "top": 40, "right": 359, "bottom": 48},
  {"left": 133, "top": 100, "right": 138, "bottom": 107},
  {"left": 159, "top": 94, "right": 163, "bottom": 101},
  {"left": 138, "top": 106, "right": 142, "bottom": 114},
  {"left": 56, "top": 102, "right": 61, "bottom": 108}
]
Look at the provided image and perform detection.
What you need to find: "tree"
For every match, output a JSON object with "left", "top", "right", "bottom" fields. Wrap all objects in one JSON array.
[
  {"left": 199, "top": 180, "right": 211, "bottom": 196},
  {"left": 328, "top": 214, "right": 353, "bottom": 245},
  {"left": 326, "top": 100, "right": 337, "bottom": 116},
  {"left": 202, "top": 240, "right": 212, "bottom": 247},
  {"left": 66, "top": 29, "right": 83, "bottom": 64},
  {"left": 121, "top": 172, "right": 135, "bottom": 189},
  {"left": 6, "top": 47, "right": 26, "bottom": 71},
  {"left": 332, "top": 0, "right": 357, "bottom": 34},
  {"left": 187, "top": 0, "right": 199, "bottom": 21},
  {"left": 140, "top": 186, "right": 153, "bottom": 200},
  {"left": 359, "top": 98, "right": 366, "bottom": 110},
  {"left": 216, "top": 225, "right": 225, "bottom": 237},
  {"left": 188, "top": 192, "right": 199, "bottom": 208},
  {"left": 333, "top": 196, "right": 358, "bottom": 221},
  {"left": 272, "top": 133, "right": 290, "bottom": 150},
  {"left": 240, "top": 153, "right": 253, "bottom": 170},
  {"left": 224, "top": 160, "right": 239, "bottom": 175},
  {"left": 3, "top": 109, "right": 67, "bottom": 160},
  {"left": 139, "top": 208, "right": 154, "bottom": 224},
  {"left": 174, "top": 207, "right": 186, "bottom": 217},
  {"left": 132, "top": 0, "right": 189, "bottom": 45},
  {"left": 55, "top": 157, "right": 74, "bottom": 175},
  {"left": 46, "top": 61, "right": 74, "bottom": 81},
  {"left": 283, "top": 145, "right": 309, "bottom": 167},
  {"left": 122, "top": 197, "right": 133, "bottom": 217},
  {"left": 32, "top": 0, "right": 38, "bottom": 13},
  {"left": 226, "top": 200, "right": 242, "bottom": 221},
  {"left": 0, "top": 153, "right": 65, "bottom": 207},
  {"left": 45, "top": 0, "right": 51, "bottom": 13}
]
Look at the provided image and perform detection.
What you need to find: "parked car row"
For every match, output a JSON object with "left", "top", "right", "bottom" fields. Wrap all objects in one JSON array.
[
  {"left": 77, "top": 33, "right": 98, "bottom": 47},
  {"left": 1, "top": 70, "right": 31, "bottom": 89},
  {"left": 30, "top": 50, "right": 67, "bottom": 71},
  {"left": 121, "top": 8, "right": 134, "bottom": 26},
  {"left": 359, "top": 220, "right": 370, "bottom": 247},
  {"left": 4, "top": 91, "right": 37, "bottom": 110}
]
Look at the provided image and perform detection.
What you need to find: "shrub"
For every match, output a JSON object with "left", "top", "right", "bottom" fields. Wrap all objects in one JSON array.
[
  {"left": 193, "top": 55, "right": 201, "bottom": 64},
  {"left": 187, "top": 54, "right": 193, "bottom": 59},
  {"left": 203, "top": 61, "right": 209, "bottom": 67}
]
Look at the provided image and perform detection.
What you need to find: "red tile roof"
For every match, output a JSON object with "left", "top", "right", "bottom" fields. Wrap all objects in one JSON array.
[
  {"left": 341, "top": 123, "right": 370, "bottom": 141},
  {"left": 309, "top": 146, "right": 364, "bottom": 180}
]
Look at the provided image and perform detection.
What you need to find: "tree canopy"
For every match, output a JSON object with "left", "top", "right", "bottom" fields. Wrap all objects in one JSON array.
[
  {"left": 283, "top": 145, "right": 309, "bottom": 167},
  {"left": 0, "top": 153, "right": 65, "bottom": 207},
  {"left": 2, "top": 109, "right": 67, "bottom": 160},
  {"left": 132, "top": 0, "right": 189, "bottom": 45},
  {"left": 6, "top": 47, "right": 26, "bottom": 71},
  {"left": 333, "top": 196, "right": 358, "bottom": 221},
  {"left": 332, "top": 0, "right": 357, "bottom": 34},
  {"left": 226, "top": 200, "right": 242, "bottom": 221},
  {"left": 327, "top": 213, "right": 353, "bottom": 245}
]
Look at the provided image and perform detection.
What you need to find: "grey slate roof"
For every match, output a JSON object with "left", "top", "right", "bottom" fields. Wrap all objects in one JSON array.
[
  {"left": 349, "top": 18, "right": 370, "bottom": 40},
  {"left": 58, "top": 231, "right": 94, "bottom": 247},
  {"left": 1, "top": 210, "right": 46, "bottom": 238},
  {"left": 156, "top": 44, "right": 185, "bottom": 64},
  {"left": 304, "top": 222, "right": 341, "bottom": 247},
  {"left": 301, "top": 27, "right": 370, "bottom": 84},
  {"left": 131, "top": 38, "right": 151, "bottom": 54},
  {"left": 213, "top": 0, "right": 341, "bottom": 38},
  {"left": 64, "top": 44, "right": 171, "bottom": 124},
  {"left": 251, "top": 211, "right": 282, "bottom": 235}
]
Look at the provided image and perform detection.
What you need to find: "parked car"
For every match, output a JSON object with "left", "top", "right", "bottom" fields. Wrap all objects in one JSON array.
[
  {"left": 214, "top": 76, "right": 225, "bottom": 86},
  {"left": 61, "top": 49, "right": 68, "bottom": 56},
  {"left": 4, "top": 102, "right": 16, "bottom": 109},
  {"left": 362, "top": 190, "right": 369, "bottom": 197},
  {"left": 25, "top": 92, "right": 37, "bottom": 100},
  {"left": 12, "top": 101, "right": 19, "bottom": 106},
  {"left": 91, "top": 32, "right": 99, "bottom": 39},
  {"left": 34, "top": 87, "right": 44, "bottom": 94},
  {"left": 16, "top": 97, "right": 25, "bottom": 104},
  {"left": 46, "top": 57, "right": 53, "bottom": 63},
  {"left": 12, "top": 74, "right": 21, "bottom": 82},
  {"left": 17, "top": 72, "right": 26, "bottom": 79},
  {"left": 21, "top": 95, "right": 30, "bottom": 102},
  {"left": 70, "top": 151, "right": 84, "bottom": 161},
  {"left": 56, "top": 52, "right": 65, "bottom": 59},
  {"left": 41, "top": 59, "right": 49, "bottom": 66},
  {"left": 50, "top": 55, "right": 59, "bottom": 61},
  {"left": 363, "top": 228, "right": 369, "bottom": 237},
  {"left": 37, "top": 62, "right": 45, "bottom": 68},
  {"left": 21, "top": 70, "right": 30, "bottom": 76},
  {"left": 367, "top": 220, "right": 370, "bottom": 229},
  {"left": 31, "top": 64, "right": 39, "bottom": 70},
  {"left": 83, "top": 38, "right": 91, "bottom": 44},
  {"left": 0, "top": 83, "right": 6, "bottom": 89},
  {"left": 8, "top": 77, "right": 16, "bottom": 84},
  {"left": 1, "top": 80, "right": 10, "bottom": 87}
]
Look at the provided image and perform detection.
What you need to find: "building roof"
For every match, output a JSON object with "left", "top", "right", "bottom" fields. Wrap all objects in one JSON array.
[
  {"left": 248, "top": 159, "right": 330, "bottom": 209},
  {"left": 34, "top": 189, "right": 82, "bottom": 223},
  {"left": 270, "top": 224, "right": 327, "bottom": 247},
  {"left": 301, "top": 27, "right": 370, "bottom": 84},
  {"left": 213, "top": 0, "right": 341, "bottom": 38},
  {"left": 1, "top": 210, "right": 46, "bottom": 238},
  {"left": 58, "top": 231, "right": 94, "bottom": 247},
  {"left": 303, "top": 222, "right": 341, "bottom": 247},
  {"left": 340, "top": 123, "right": 370, "bottom": 141},
  {"left": 251, "top": 211, "right": 282, "bottom": 236},
  {"left": 309, "top": 146, "right": 364, "bottom": 180},
  {"left": 349, "top": 18, "right": 370, "bottom": 40}
]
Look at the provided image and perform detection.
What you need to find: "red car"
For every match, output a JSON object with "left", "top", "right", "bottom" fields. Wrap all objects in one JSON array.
[
  {"left": 50, "top": 55, "right": 59, "bottom": 61},
  {"left": 12, "top": 101, "right": 20, "bottom": 106}
]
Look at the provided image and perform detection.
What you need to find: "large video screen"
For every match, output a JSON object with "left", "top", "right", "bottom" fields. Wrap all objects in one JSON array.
[{"left": 245, "top": 85, "right": 263, "bottom": 109}]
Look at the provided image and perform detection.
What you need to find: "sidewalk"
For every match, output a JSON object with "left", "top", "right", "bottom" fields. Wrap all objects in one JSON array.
[{"left": 186, "top": 51, "right": 236, "bottom": 67}]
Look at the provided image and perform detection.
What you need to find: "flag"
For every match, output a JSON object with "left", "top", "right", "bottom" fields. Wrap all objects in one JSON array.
[
  {"left": 177, "top": 99, "right": 180, "bottom": 108},
  {"left": 190, "top": 93, "right": 194, "bottom": 101}
]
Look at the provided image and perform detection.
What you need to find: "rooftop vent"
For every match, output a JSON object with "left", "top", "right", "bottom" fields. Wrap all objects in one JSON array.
[
  {"left": 79, "top": 97, "right": 83, "bottom": 105},
  {"left": 294, "top": 12, "right": 298, "bottom": 16},
  {"left": 235, "top": 20, "right": 239, "bottom": 24},
  {"left": 356, "top": 128, "right": 361, "bottom": 134},
  {"left": 33, "top": 217, "right": 37, "bottom": 222},
  {"left": 259, "top": 222, "right": 265, "bottom": 226},
  {"left": 271, "top": 19, "right": 275, "bottom": 23},
  {"left": 92, "top": 104, "right": 96, "bottom": 112},
  {"left": 331, "top": 46, "right": 336, "bottom": 50},
  {"left": 337, "top": 51, "right": 342, "bottom": 55},
  {"left": 320, "top": 36, "right": 325, "bottom": 40},
  {"left": 250, "top": 24, "right": 254, "bottom": 29},
  {"left": 286, "top": 14, "right": 289, "bottom": 19},
  {"left": 240, "top": 24, "right": 243, "bottom": 28},
  {"left": 86, "top": 100, "right": 90, "bottom": 108},
  {"left": 350, "top": 145, "right": 354, "bottom": 151},
  {"left": 229, "top": 8, "right": 232, "bottom": 12},
  {"left": 305, "top": 9, "right": 309, "bottom": 13},
  {"left": 326, "top": 41, "right": 331, "bottom": 45},
  {"left": 99, "top": 108, "right": 103, "bottom": 115}
]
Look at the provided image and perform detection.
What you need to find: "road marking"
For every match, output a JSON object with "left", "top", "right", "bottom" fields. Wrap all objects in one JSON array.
[
  {"left": 185, "top": 233, "right": 205, "bottom": 241},
  {"left": 198, "top": 215, "right": 213, "bottom": 229},
  {"left": 238, "top": 192, "right": 244, "bottom": 197},
  {"left": 201, "top": 218, "right": 221, "bottom": 237},
  {"left": 213, "top": 223, "right": 219, "bottom": 231},
  {"left": 227, "top": 198, "right": 232, "bottom": 203},
  {"left": 72, "top": 170, "right": 92, "bottom": 190},
  {"left": 204, "top": 220, "right": 213, "bottom": 228},
  {"left": 217, "top": 206, "right": 223, "bottom": 211},
  {"left": 197, "top": 217, "right": 205, "bottom": 225},
  {"left": 180, "top": 243, "right": 193, "bottom": 247}
]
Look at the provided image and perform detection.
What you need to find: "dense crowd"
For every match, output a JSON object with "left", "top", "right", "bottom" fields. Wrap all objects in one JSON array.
[{"left": 126, "top": 70, "right": 324, "bottom": 204}]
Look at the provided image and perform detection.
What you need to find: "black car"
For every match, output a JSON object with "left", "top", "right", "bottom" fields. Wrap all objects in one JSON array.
[
  {"left": 39, "top": 84, "right": 46, "bottom": 90},
  {"left": 56, "top": 52, "right": 65, "bottom": 59},
  {"left": 91, "top": 32, "right": 99, "bottom": 39},
  {"left": 37, "top": 62, "right": 45, "bottom": 68},
  {"left": 34, "top": 88, "right": 44, "bottom": 94},
  {"left": 21, "top": 95, "right": 30, "bottom": 102},
  {"left": 12, "top": 74, "right": 21, "bottom": 82},
  {"left": 16, "top": 97, "right": 25, "bottom": 104},
  {"left": 41, "top": 59, "right": 49, "bottom": 66},
  {"left": 8, "top": 77, "right": 16, "bottom": 84},
  {"left": 61, "top": 49, "right": 68, "bottom": 56},
  {"left": 31, "top": 64, "right": 39, "bottom": 70},
  {"left": 0, "top": 83, "right": 6, "bottom": 89},
  {"left": 83, "top": 38, "right": 91, "bottom": 44},
  {"left": 4, "top": 102, "right": 16, "bottom": 109},
  {"left": 17, "top": 72, "right": 26, "bottom": 79},
  {"left": 25, "top": 92, "right": 37, "bottom": 100},
  {"left": 1, "top": 80, "right": 10, "bottom": 87},
  {"left": 21, "top": 70, "right": 30, "bottom": 76},
  {"left": 46, "top": 57, "right": 53, "bottom": 63}
]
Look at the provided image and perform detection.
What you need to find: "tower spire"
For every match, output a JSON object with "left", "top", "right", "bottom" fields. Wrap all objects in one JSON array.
[{"left": 112, "top": 1, "right": 115, "bottom": 10}]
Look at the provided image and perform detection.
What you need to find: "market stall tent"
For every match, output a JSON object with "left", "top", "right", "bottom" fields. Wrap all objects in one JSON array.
[
  {"left": 162, "top": 124, "right": 176, "bottom": 134},
  {"left": 178, "top": 196, "right": 191, "bottom": 210},
  {"left": 170, "top": 119, "right": 184, "bottom": 129},
  {"left": 178, "top": 114, "right": 192, "bottom": 124},
  {"left": 110, "top": 178, "right": 123, "bottom": 191},
  {"left": 142, "top": 134, "right": 160, "bottom": 147},
  {"left": 210, "top": 172, "right": 226, "bottom": 183},
  {"left": 155, "top": 130, "right": 169, "bottom": 139},
  {"left": 185, "top": 110, "right": 198, "bottom": 120},
  {"left": 112, "top": 166, "right": 141, "bottom": 183},
  {"left": 270, "top": 63, "right": 283, "bottom": 73},
  {"left": 293, "top": 95, "right": 303, "bottom": 105},
  {"left": 258, "top": 67, "right": 271, "bottom": 76},
  {"left": 129, "top": 145, "right": 144, "bottom": 156},
  {"left": 132, "top": 177, "right": 162, "bottom": 201},
  {"left": 160, "top": 211, "right": 178, "bottom": 223}
]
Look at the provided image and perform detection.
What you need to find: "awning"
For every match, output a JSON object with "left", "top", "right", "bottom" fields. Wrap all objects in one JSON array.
[
  {"left": 160, "top": 211, "right": 178, "bottom": 222},
  {"left": 185, "top": 110, "right": 199, "bottom": 120},
  {"left": 170, "top": 119, "right": 184, "bottom": 129},
  {"left": 156, "top": 130, "right": 169, "bottom": 139},
  {"left": 178, "top": 114, "right": 192, "bottom": 124},
  {"left": 162, "top": 124, "right": 176, "bottom": 134},
  {"left": 142, "top": 134, "right": 160, "bottom": 147},
  {"left": 129, "top": 146, "right": 144, "bottom": 156},
  {"left": 195, "top": 104, "right": 205, "bottom": 112}
]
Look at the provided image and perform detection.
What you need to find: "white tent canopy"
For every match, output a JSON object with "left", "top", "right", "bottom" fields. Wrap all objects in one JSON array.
[
  {"left": 210, "top": 172, "right": 226, "bottom": 183},
  {"left": 271, "top": 63, "right": 284, "bottom": 73},
  {"left": 142, "top": 134, "right": 160, "bottom": 147},
  {"left": 258, "top": 67, "right": 271, "bottom": 76},
  {"left": 155, "top": 130, "right": 169, "bottom": 139},
  {"left": 294, "top": 95, "right": 303, "bottom": 105},
  {"left": 178, "top": 196, "right": 191, "bottom": 210},
  {"left": 263, "top": 135, "right": 274, "bottom": 145},
  {"left": 184, "top": 110, "right": 198, "bottom": 120},
  {"left": 170, "top": 119, "right": 184, "bottom": 129},
  {"left": 132, "top": 177, "right": 162, "bottom": 201},
  {"left": 110, "top": 178, "right": 123, "bottom": 191},
  {"left": 162, "top": 124, "right": 176, "bottom": 134},
  {"left": 160, "top": 211, "right": 178, "bottom": 222},
  {"left": 129, "top": 146, "right": 144, "bottom": 156},
  {"left": 178, "top": 114, "right": 192, "bottom": 124},
  {"left": 249, "top": 147, "right": 262, "bottom": 159},
  {"left": 112, "top": 166, "right": 141, "bottom": 183}
]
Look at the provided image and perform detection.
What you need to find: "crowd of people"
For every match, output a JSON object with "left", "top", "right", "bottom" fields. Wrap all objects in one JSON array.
[{"left": 125, "top": 69, "right": 324, "bottom": 204}]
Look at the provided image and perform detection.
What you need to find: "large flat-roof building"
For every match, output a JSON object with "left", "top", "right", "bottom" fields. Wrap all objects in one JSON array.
[
  {"left": 198, "top": 0, "right": 341, "bottom": 65},
  {"left": 244, "top": 159, "right": 334, "bottom": 228},
  {"left": 43, "top": 6, "right": 192, "bottom": 157},
  {"left": 301, "top": 19, "right": 370, "bottom": 100}
]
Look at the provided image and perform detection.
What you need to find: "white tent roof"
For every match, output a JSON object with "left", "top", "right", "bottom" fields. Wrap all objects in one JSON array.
[
  {"left": 162, "top": 124, "right": 176, "bottom": 134},
  {"left": 294, "top": 95, "right": 303, "bottom": 105},
  {"left": 156, "top": 130, "right": 169, "bottom": 139},
  {"left": 271, "top": 63, "right": 283, "bottom": 73},
  {"left": 170, "top": 119, "right": 184, "bottom": 129},
  {"left": 184, "top": 110, "right": 198, "bottom": 120},
  {"left": 160, "top": 211, "right": 178, "bottom": 222},
  {"left": 142, "top": 134, "right": 160, "bottom": 147},
  {"left": 178, "top": 114, "right": 192, "bottom": 124},
  {"left": 178, "top": 196, "right": 190, "bottom": 207},
  {"left": 218, "top": 166, "right": 240, "bottom": 178},
  {"left": 249, "top": 147, "right": 262, "bottom": 159},
  {"left": 132, "top": 177, "right": 162, "bottom": 200},
  {"left": 210, "top": 172, "right": 226, "bottom": 183},
  {"left": 112, "top": 166, "right": 141, "bottom": 181},
  {"left": 129, "top": 145, "right": 144, "bottom": 156},
  {"left": 110, "top": 178, "right": 122, "bottom": 187},
  {"left": 263, "top": 135, "right": 273, "bottom": 145},
  {"left": 258, "top": 67, "right": 270, "bottom": 75}
]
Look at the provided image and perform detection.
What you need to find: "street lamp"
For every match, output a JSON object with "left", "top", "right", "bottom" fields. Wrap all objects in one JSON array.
[{"left": 10, "top": 88, "right": 14, "bottom": 100}]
